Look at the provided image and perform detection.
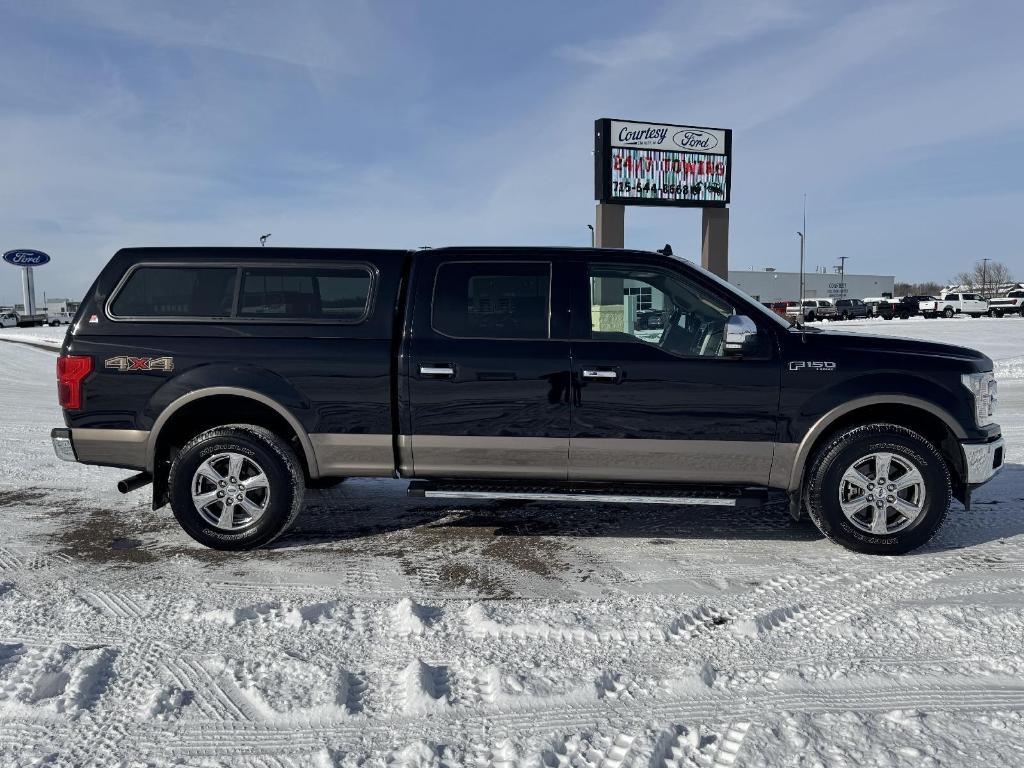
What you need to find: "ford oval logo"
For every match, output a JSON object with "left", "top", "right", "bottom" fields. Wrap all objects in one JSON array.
[
  {"left": 672, "top": 129, "right": 719, "bottom": 151},
  {"left": 3, "top": 249, "right": 51, "bottom": 267}
]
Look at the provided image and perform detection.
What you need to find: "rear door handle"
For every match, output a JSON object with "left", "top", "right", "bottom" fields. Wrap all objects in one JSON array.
[
  {"left": 419, "top": 364, "right": 455, "bottom": 378},
  {"left": 581, "top": 369, "right": 618, "bottom": 380}
]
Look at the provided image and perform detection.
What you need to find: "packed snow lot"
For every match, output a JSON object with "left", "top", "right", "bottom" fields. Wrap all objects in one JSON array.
[{"left": 1, "top": 318, "right": 1023, "bottom": 766}]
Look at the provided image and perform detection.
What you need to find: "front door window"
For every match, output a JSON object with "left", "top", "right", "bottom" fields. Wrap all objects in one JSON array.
[{"left": 589, "top": 264, "right": 733, "bottom": 358}]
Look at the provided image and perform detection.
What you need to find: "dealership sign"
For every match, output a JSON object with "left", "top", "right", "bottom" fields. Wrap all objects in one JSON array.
[
  {"left": 3, "top": 249, "right": 51, "bottom": 267},
  {"left": 595, "top": 118, "right": 732, "bottom": 208}
]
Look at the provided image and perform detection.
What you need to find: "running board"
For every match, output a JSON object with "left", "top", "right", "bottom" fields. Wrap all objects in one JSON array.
[{"left": 408, "top": 480, "right": 770, "bottom": 508}]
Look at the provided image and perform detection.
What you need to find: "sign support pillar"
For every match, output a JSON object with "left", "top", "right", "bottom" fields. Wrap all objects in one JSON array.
[
  {"left": 701, "top": 207, "right": 729, "bottom": 279},
  {"left": 595, "top": 203, "right": 624, "bottom": 248},
  {"left": 21, "top": 266, "right": 36, "bottom": 316}
]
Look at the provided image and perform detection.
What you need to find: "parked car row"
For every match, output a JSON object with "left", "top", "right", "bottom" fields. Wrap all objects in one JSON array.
[{"left": 764, "top": 290, "right": 1024, "bottom": 322}]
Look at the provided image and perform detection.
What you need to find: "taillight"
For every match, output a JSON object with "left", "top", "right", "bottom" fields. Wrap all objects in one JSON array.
[{"left": 57, "top": 355, "right": 92, "bottom": 410}]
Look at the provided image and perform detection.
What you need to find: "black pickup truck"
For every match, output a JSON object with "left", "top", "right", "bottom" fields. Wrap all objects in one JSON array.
[{"left": 51, "top": 247, "right": 1004, "bottom": 555}]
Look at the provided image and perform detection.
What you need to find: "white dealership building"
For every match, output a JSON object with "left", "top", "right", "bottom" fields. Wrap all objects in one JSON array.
[{"left": 728, "top": 268, "right": 896, "bottom": 303}]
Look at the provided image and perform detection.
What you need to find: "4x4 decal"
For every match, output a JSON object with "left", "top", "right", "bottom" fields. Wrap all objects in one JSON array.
[{"left": 104, "top": 356, "right": 174, "bottom": 372}]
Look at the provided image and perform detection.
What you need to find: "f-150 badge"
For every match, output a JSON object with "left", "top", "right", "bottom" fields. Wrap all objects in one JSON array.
[
  {"left": 104, "top": 356, "right": 174, "bottom": 372},
  {"left": 789, "top": 361, "right": 836, "bottom": 372}
]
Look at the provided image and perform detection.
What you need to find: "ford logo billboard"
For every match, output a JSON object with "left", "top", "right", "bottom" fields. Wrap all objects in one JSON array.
[
  {"left": 3, "top": 249, "right": 51, "bottom": 267},
  {"left": 672, "top": 129, "right": 719, "bottom": 151}
]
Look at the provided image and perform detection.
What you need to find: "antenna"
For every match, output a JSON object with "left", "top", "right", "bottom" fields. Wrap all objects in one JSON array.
[{"left": 259, "top": 233, "right": 272, "bottom": 247}]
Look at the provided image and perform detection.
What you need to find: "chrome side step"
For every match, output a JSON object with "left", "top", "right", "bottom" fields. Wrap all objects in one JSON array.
[
  {"left": 408, "top": 480, "right": 775, "bottom": 508},
  {"left": 420, "top": 490, "right": 738, "bottom": 506}
]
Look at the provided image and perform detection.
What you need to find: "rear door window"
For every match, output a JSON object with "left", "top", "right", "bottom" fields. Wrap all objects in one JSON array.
[
  {"left": 109, "top": 266, "right": 236, "bottom": 318},
  {"left": 432, "top": 262, "right": 551, "bottom": 339}
]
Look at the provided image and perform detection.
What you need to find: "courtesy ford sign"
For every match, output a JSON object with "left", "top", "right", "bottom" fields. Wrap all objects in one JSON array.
[
  {"left": 595, "top": 118, "right": 732, "bottom": 208},
  {"left": 3, "top": 249, "right": 51, "bottom": 267}
]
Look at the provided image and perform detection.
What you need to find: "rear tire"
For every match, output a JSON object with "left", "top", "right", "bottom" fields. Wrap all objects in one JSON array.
[
  {"left": 943, "top": 307, "right": 955, "bottom": 318},
  {"left": 169, "top": 424, "right": 305, "bottom": 550},
  {"left": 806, "top": 423, "right": 951, "bottom": 555}
]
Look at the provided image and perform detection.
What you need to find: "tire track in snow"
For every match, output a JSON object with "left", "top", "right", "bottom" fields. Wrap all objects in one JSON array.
[{"left": 110, "top": 677, "right": 1024, "bottom": 757}]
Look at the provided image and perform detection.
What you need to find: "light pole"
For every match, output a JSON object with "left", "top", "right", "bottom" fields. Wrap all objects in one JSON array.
[
  {"left": 797, "top": 231, "right": 805, "bottom": 307},
  {"left": 260, "top": 233, "right": 271, "bottom": 247},
  {"left": 797, "top": 194, "right": 807, "bottom": 309},
  {"left": 981, "top": 257, "right": 990, "bottom": 296},
  {"left": 837, "top": 256, "right": 849, "bottom": 299}
]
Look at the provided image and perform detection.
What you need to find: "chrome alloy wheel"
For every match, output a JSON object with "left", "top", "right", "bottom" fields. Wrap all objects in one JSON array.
[
  {"left": 839, "top": 452, "right": 926, "bottom": 535},
  {"left": 191, "top": 452, "right": 270, "bottom": 531}
]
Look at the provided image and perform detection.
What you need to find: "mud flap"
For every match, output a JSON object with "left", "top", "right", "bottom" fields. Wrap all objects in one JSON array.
[
  {"left": 788, "top": 489, "right": 803, "bottom": 521},
  {"left": 151, "top": 460, "right": 169, "bottom": 510}
]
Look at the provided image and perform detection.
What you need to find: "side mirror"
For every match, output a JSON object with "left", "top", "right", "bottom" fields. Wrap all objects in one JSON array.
[{"left": 724, "top": 314, "right": 759, "bottom": 355}]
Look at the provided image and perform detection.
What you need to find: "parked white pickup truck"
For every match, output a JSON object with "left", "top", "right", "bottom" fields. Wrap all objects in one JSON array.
[
  {"left": 921, "top": 292, "right": 988, "bottom": 319},
  {"left": 988, "top": 289, "right": 1024, "bottom": 317}
]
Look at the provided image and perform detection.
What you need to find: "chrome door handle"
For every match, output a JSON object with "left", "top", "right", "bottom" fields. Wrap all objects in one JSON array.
[
  {"left": 419, "top": 365, "right": 455, "bottom": 377},
  {"left": 581, "top": 369, "right": 617, "bottom": 379}
]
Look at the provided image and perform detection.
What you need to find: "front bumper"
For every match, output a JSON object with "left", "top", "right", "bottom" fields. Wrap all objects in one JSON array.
[{"left": 961, "top": 436, "right": 1004, "bottom": 485}]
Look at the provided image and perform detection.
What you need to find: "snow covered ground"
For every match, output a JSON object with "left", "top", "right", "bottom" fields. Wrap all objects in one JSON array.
[{"left": 0, "top": 318, "right": 1023, "bottom": 766}]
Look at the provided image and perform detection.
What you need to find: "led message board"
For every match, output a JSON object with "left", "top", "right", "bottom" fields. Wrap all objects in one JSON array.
[{"left": 595, "top": 119, "right": 732, "bottom": 208}]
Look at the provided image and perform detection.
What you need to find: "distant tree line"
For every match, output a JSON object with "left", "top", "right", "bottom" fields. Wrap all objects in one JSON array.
[
  {"left": 894, "top": 280, "right": 944, "bottom": 296},
  {"left": 953, "top": 260, "right": 1015, "bottom": 293},
  {"left": 896, "top": 259, "right": 1016, "bottom": 297}
]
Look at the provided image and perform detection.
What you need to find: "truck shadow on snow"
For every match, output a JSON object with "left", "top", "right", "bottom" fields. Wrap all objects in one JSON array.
[
  {"left": 15, "top": 463, "right": 1022, "bottom": 571},
  {"left": 277, "top": 464, "right": 1024, "bottom": 553}
]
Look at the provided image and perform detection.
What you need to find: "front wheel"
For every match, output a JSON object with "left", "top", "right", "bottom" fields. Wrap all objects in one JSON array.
[
  {"left": 168, "top": 424, "right": 305, "bottom": 550},
  {"left": 990, "top": 309, "right": 1003, "bottom": 318},
  {"left": 806, "top": 423, "right": 951, "bottom": 555}
]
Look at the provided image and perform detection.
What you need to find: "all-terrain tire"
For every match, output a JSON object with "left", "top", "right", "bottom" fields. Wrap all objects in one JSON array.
[
  {"left": 169, "top": 424, "right": 305, "bottom": 550},
  {"left": 806, "top": 423, "right": 951, "bottom": 555}
]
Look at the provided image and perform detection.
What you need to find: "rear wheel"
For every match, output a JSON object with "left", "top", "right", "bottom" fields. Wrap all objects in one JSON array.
[
  {"left": 806, "top": 424, "right": 951, "bottom": 555},
  {"left": 943, "top": 307, "right": 955, "bottom": 318},
  {"left": 169, "top": 424, "right": 305, "bottom": 550}
]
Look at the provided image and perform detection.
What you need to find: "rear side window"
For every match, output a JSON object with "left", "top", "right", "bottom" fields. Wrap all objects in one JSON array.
[
  {"left": 239, "top": 267, "right": 372, "bottom": 321},
  {"left": 432, "top": 262, "right": 550, "bottom": 339},
  {"left": 109, "top": 267, "right": 236, "bottom": 318}
]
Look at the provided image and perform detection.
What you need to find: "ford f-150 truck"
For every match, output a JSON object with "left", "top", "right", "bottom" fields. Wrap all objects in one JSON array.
[
  {"left": 51, "top": 247, "right": 1004, "bottom": 555},
  {"left": 988, "top": 289, "right": 1024, "bottom": 317},
  {"left": 921, "top": 292, "right": 989, "bottom": 319}
]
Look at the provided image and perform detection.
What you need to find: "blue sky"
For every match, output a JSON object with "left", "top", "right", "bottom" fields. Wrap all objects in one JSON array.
[{"left": 2, "top": 0, "right": 1023, "bottom": 304}]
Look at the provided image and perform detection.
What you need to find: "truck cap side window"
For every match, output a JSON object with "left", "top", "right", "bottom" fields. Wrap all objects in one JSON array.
[
  {"left": 239, "top": 267, "right": 372, "bottom": 321},
  {"left": 109, "top": 266, "right": 236, "bottom": 319},
  {"left": 432, "top": 261, "right": 551, "bottom": 339},
  {"left": 588, "top": 264, "right": 734, "bottom": 358}
]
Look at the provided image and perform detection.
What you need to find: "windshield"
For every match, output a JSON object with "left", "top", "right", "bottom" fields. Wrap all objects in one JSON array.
[{"left": 666, "top": 254, "right": 795, "bottom": 329}]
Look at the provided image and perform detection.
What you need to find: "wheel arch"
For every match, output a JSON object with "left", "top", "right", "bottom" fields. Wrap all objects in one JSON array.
[
  {"left": 784, "top": 396, "right": 967, "bottom": 495},
  {"left": 146, "top": 387, "right": 319, "bottom": 479}
]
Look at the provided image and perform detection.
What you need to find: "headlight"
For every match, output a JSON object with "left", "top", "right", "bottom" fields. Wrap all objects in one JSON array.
[{"left": 962, "top": 371, "right": 997, "bottom": 427}]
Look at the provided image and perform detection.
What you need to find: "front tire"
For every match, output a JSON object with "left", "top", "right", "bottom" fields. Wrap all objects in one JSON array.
[
  {"left": 168, "top": 425, "right": 305, "bottom": 550},
  {"left": 806, "top": 424, "right": 951, "bottom": 555}
]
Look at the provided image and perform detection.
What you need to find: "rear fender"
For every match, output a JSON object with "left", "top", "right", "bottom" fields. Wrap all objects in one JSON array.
[{"left": 142, "top": 364, "right": 319, "bottom": 478}]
